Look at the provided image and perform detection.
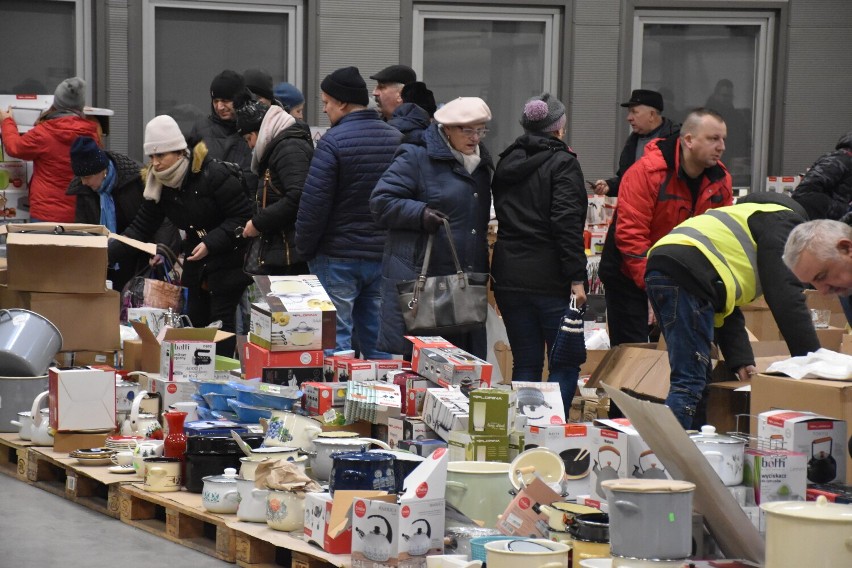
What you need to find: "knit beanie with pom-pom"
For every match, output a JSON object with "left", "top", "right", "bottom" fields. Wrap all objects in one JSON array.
[{"left": 521, "top": 93, "right": 566, "bottom": 133}]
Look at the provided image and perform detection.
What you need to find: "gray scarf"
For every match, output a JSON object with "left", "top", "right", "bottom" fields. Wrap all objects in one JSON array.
[{"left": 143, "top": 154, "right": 189, "bottom": 202}]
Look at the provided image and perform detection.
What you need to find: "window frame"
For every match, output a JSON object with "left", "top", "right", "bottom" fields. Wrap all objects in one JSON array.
[{"left": 140, "top": 0, "right": 304, "bottom": 123}]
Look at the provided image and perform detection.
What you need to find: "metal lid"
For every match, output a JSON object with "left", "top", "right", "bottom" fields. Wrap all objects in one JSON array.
[
  {"left": 202, "top": 467, "right": 239, "bottom": 483},
  {"left": 690, "top": 425, "right": 745, "bottom": 445},
  {"left": 762, "top": 495, "right": 852, "bottom": 522},
  {"left": 601, "top": 478, "right": 695, "bottom": 493}
]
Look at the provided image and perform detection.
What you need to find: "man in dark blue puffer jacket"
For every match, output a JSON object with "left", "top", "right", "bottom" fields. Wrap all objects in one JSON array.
[{"left": 295, "top": 66, "right": 402, "bottom": 358}]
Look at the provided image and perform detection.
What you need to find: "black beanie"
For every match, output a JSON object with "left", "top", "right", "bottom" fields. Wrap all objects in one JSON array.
[
  {"left": 69, "top": 136, "right": 108, "bottom": 176},
  {"left": 243, "top": 69, "right": 274, "bottom": 101},
  {"left": 320, "top": 66, "right": 369, "bottom": 106},
  {"left": 236, "top": 101, "right": 269, "bottom": 135},
  {"left": 402, "top": 81, "right": 437, "bottom": 118},
  {"left": 210, "top": 70, "right": 245, "bottom": 100}
]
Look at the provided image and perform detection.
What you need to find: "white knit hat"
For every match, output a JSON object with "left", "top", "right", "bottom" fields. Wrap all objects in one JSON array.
[
  {"left": 143, "top": 115, "right": 188, "bottom": 155},
  {"left": 434, "top": 97, "right": 492, "bottom": 125}
]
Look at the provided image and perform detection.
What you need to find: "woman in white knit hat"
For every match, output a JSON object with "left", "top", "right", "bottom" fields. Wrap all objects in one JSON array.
[
  {"left": 112, "top": 115, "right": 252, "bottom": 356},
  {"left": 371, "top": 96, "right": 494, "bottom": 358}
]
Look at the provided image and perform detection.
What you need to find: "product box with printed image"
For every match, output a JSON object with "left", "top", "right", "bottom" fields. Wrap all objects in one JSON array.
[
  {"left": 513, "top": 381, "right": 566, "bottom": 426},
  {"left": 262, "top": 366, "right": 324, "bottom": 387},
  {"left": 0, "top": 161, "right": 27, "bottom": 192},
  {"left": 447, "top": 431, "right": 510, "bottom": 462},
  {"left": 373, "top": 360, "right": 408, "bottom": 381},
  {"left": 48, "top": 366, "right": 116, "bottom": 432},
  {"left": 421, "top": 388, "right": 469, "bottom": 440},
  {"left": 250, "top": 275, "right": 336, "bottom": 351},
  {"left": 148, "top": 375, "right": 196, "bottom": 411},
  {"left": 324, "top": 355, "right": 354, "bottom": 381},
  {"left": 407, "top": 336, "right": 493, "bottom": 388},
  {"left": 403, "top": 417, "right": 437, "bottom": 443},
  {"left": 305, "top": 490, "right": 387, "bottom": 555},
  {"left": 350, "top": 448, "right": 448, "bottom": 568},
  {"left": 757, "top": 410, "right": 847, "bottom": 485},
  {"left": 160, "top": 328, "right": 223, "bottom": 380},
  {"left": 242, "top": 340, "right": 323, "bottom": 380},
  {"left": 302, "top": 382, "right": 348, "bottom": 415},
  {"left": 743, "top": 448, "right": 807, "bottom": 505},
  {"left": 397, "top": 439, "right": 447, "bottom": 457},
  {"left": 496, "top": 477, "right": 563, "bottom": 538},
  {"left": 337, "top": 359, "right": 376, "bottom": 382},
  {"left": 525, "top": 422, "right": 593, "bottom": 497},
  {"left": 468, "top": 388, "right": 516, "bottom": 435},
  {"left": 588, "top": 419, "right": 671, "bottom": 501}
]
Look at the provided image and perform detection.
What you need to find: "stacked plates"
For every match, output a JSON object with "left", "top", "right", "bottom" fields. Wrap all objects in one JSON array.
[
  {"left": 105, "top": 435, "right": 144, "bottom": 452},
  {"left": 70, "top": 447, "right": 116, "bottom": 466}
]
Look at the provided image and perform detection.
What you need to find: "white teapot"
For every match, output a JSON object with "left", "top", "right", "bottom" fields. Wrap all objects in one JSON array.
[
  {"left": 122, "top": 390, "right": 161, "bottom": 438},
  {"left": 29, "top": 391, "right": 53, "bottom": 447}
]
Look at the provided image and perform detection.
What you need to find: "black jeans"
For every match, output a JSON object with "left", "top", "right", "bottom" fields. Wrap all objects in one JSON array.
[
  {"left": 603, "top": 267, "right": 653, "bottom": 346},
  {"left": 184, "top": 261, "right": 250, "bottom": 356}
]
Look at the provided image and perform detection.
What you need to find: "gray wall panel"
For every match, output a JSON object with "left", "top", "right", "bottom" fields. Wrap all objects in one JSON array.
[
  {"left": 789, "top": 0, "right": 852, "bottom": 27},
  {"left": 575, "top": 0, "right": 622, "bottom": 26},
  {"left": 105, "top": 0, "right": 129, "bottom": 154}
]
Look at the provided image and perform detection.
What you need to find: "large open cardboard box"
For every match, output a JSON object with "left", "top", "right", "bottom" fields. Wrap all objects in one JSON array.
[{"left": 129, "top": 321, "right": 234, "bottom": 380}]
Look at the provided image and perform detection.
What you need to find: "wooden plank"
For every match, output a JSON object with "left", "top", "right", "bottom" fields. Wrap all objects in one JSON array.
[
  {"left": 0, "top": 432, "right": 32, "bottom": 481},
  {"left": 228, "top": 520, "right": 350, "bottom": 568},
  {"left": 119, "top": 484, "right": 237, "bottom": 563}
]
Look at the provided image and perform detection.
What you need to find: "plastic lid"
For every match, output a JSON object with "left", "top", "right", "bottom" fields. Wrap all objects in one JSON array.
[
  {"left": 690, "top": 425, "right": 744, "bottom": 445},
  {"left": 202, "top": 467, "right": 239, "bottom": 483},
  {"left": 762, "top": 495, "right": 852, "bottom": 521},
  {"left": 601, "top": 478, "right": 695, "bottom": 493}
]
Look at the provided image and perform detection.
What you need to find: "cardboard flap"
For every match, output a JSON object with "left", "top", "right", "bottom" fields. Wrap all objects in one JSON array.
[
  {"left": 110, "top": 233, "right": 157, "bottom": 255},
  {"left": 162, "top": 326, "right": 235, "bottom": 342},
  {"left": 0, "top": 222, "right": 109, "bottom": 236},
  {"left": 603, "top": 385, "right": 765, "bottom": 565},
  {"left": 131, "top": 320, "right": 160, "bottom": 346},
  {"left": 328, "top": 490, "right": 388, "bottom": 537},
  {"left": 586, "top": 346, "right": 670, "bottom": 401}
]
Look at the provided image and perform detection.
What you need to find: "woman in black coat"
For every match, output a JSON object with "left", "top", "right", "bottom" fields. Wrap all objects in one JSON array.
[
  {"left": 113, "top": 115, "right": 252, "bottom": 356},
  {"left": 491, "top": 93, "right": 588, "bottom": 408},
  {"left": 66, "top": 137, "right": 181, "bottom": 292},
  {"left": 236, "top": 102, "right": 314, "bottom": 275}
]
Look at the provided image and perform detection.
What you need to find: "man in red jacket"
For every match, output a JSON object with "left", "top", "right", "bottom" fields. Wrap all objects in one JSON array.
[{"left": 600, "top": 108, "right": 733, "bottom": 346}]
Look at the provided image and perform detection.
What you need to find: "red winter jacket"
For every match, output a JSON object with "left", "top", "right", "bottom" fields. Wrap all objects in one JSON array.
[
  {"left": 1, "top": 114, "right": 101, "bottom": 222},
  {"left": 615, "top": 134, "right": 733, "bottom": 289}
]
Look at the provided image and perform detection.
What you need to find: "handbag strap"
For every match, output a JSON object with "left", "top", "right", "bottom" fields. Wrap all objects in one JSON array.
[
  {"left": 261, "top": 171, "right": 270, "bottom": 209},
  {"left": 410, "top": 218, "right": 466, "bottom": 309}
]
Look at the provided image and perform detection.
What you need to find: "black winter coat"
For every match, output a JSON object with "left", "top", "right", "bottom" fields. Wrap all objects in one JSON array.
[
  {"left": 792, "top": 130, "right": 852, "bottom": 220},
  {"left": 115, "top": 154, "right": 252, "bottom": 292},
  {"left": 66, "top": 151, "right": 181, "bottom": 290},
  {"left": 188, "top": 112, "right": 258, "bottom": 197},
  {"left": 491, "top": 134, "right": 588, "bottom": 296},
  {"left": 606, "top": 117, "right": 679, "bottom": 196}
]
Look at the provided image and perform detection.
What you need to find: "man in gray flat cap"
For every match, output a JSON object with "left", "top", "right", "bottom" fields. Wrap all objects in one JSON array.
[{"left": 370, "top": 65, "right": 417, "bottom": 121}]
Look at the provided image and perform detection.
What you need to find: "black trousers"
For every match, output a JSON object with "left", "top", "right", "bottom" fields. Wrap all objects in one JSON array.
[{"left": 603, "top": 267, "right": 654, "bottom": 346}]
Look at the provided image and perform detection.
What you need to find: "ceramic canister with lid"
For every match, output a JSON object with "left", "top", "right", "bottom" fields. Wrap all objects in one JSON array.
[
  {"left": 762, "top": 495, "right": 852, "bottom": 567},
  {"left": 689, "top": 425, "right": 746, "bottom": 486},
  {"left": 602, "top": 478, "right": 695, "bottom": 561}
]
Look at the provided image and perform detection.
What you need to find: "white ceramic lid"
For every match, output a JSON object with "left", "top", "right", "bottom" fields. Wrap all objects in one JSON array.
[
  {"left": 316, "top": 431, "right": 359, "bottom": 439},
  {"left": 690, "top": 425, "right": 745, "bottom": 445},
  {"left": 601, "top": 478, "right": 695, "bottom": 493},
  {"left": 202, "top": 467, "right": 239, "bottom": 483},
  {"left": 761, "top": 495, "right": 852, "bottom": 521},
  {"left": 313, "top": 437, "right": 368, "bottom": 446},
  {"left": 251, "top": 446, "right": 299, "bottom": 454},
  {"left": 509, "top": 447, "right": 566, "bottom": 491}
]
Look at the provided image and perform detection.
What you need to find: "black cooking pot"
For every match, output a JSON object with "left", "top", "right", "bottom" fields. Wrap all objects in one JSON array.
[
  {"left": 183, "top": 434, "right": 264, "bottom": 493},
  {"left": 185, "top": 434, "right": 263, "bottom": 454},
  {"left": 568, "top": 512, "right": 610, "bottom": 543}
]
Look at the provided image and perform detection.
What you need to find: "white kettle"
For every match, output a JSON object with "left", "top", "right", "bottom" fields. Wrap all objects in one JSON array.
[
  {"left": 29, "top": 390, "right": 54, "bottom": 447},
  {"left": 122, "top": 390, "right": 161, "bottom": 438}
]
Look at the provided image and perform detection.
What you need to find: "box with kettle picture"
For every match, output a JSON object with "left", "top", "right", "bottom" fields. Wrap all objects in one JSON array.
[
  {"left": 588, "top": 419, "right": 671, "bottom": 501},
  {"left": 250, "top": 275, "right": 336, "bottom": 351},
  {"left": 351, "top": 448, "right": 448, "bottom": 568},
  {"left": 525, "top": 422, "right": 593, "bottom": 497},
  {"left": 756, "top": 410, "right": 847, "bottom": 484}
]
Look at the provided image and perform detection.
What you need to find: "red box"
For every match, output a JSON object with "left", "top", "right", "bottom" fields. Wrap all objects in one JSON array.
[
  {"left": 335, "top": 359, "right": 376, "bottom": 381},
  {"left": 242, "top": 342, "right": 323, "bottom": 380},
  {"left": 370, "top": 359, "right": 408, "bottom": 380},
  {"left": 302, "top": 382, "right": 348, "bottom": 415},
  {"left": 324, "top": 355, "right": 354, "bottom": 381}
]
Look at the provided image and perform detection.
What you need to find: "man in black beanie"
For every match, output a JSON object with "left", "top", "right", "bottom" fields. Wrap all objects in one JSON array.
[
  {"left": 188, "top": 69, "right": 255, "bottom": 192},
  {"left": 295, "top": 66, "right": 402, "bottom": 358}
]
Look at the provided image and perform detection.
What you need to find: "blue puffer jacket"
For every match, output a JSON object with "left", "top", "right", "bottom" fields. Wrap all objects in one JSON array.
[
  {"left": 295, "top": 109, "right": 402, "bottom": 261},
  {"left": 370, "top": 122, "right": 493, "bottom": 354}
]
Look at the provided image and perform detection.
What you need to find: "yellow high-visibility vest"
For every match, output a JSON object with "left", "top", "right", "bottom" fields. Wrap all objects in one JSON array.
[{"left": 650, "top": 202, "right": 790, "bottom": 326}]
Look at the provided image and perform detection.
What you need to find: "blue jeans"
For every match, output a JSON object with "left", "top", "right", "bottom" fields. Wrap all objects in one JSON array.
[
  {"left": 495, "top": 291, "right": 580, "bottom": 408},
  {"left": 308, "top": 255, "right": 391, "bottom": 359},
  {"left": 645, "top": 270, "right": 715, "bottom": 429}
]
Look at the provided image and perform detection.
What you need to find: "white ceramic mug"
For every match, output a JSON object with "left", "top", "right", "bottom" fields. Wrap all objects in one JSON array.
[
  {"left": 143, "top": 457, "right": 182, "bottom": 492},
  {"left": 133, "top": 440, "right": 164, "bottom": 475},
  {"left": 111, "top": 451, "right": 134, "bottom": 467}
]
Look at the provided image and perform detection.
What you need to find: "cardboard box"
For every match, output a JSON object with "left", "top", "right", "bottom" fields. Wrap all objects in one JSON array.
[
  {"left": 525, "top": 422, "right": 592, "bottom": 496},
  {"left": 2, "top": 223, "right": 154, "bottom": 294},
  {"left": 495, "top": 478, "right": 563, "bottom": 538},
  {"left": 128, "top": 322, "right": 233, "bottom": 379},
  {"left": 48, "top": 366, "right": 116, "bottom": 431},
  {"left": 305, "top": 490, "right": 387, "bottom": 554},
  {"left": 589, "top": 418, "right": 670, "bottom": 501},
  {"left": 447, "top": 431, "right": 510, "bottom": 462},
  {"left": 512, "top": 381, "right": 565, "bottom": 426},
  {"left": 148, "top": 375, "right": 196, "bottom": 411},
  {"left": 0, "top": 286, "right": 120, "bottom": 351},
  {"left": 707, "top": 381, "right": 751, "bottom": 436},
  {"left": 586, "top": 345, "right": 671, "bottom": 401},
  {"left": 757, "top": 410, "right": 847, "bottom": 484},
  {"left": 751, "top": 373, "right": 852, "bottom": 483},
  {"left": 337, "top": 359, "right": 376, "bottom": 382},
  {"left": 421, "top": 388, "right": 469, "bottom": 440},
  {"left": 805, "top": 290, "right": 847, "bottom": 329},
  {"left": 350, "top": 448, "right": 447, "bottom": 567},
  {"left": 407, "top": 336, "right": 493, "bottom": 388},
  {"left": 250, "top": 275, "right": 336, "bottom": 351},
  {"left": 242, "top": 340, "right": 323, "bottom": 381},
  {"left": 402, "top": 418, "right": 437, "bottom": 443},
  {"left": 743, "top": 448, "right": 807, "bottom": 505},
  {"left": 302, "top": 382, "right": 348, "bottom": 415},
  {"left": 468, "top": 388, "right": 516, "bottom": 435},
  {"left": 261, "top": 366, "right": 324, "bottom": 387},
  {"left": 127, "top": 307, "right": 170, "bottom": 335},
  {"left": 52, "top": 431, "right": 111, "bottom": 453},
  {"left": 373, "top": 360, "right": 408, "bottom": 381},
  {"left": 324, "top": 355, "right": 354, "bottom": 381},
  {"left": 122, "top": 338, "right": 157, "bottom": 373},
  {"left": 397, "top": 439, "right": 447, "bottom": 457}
]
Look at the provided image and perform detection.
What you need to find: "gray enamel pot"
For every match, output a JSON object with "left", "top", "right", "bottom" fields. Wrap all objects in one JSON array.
[{"left": 0, "top": 310, "right": 62, "bottom": 376}]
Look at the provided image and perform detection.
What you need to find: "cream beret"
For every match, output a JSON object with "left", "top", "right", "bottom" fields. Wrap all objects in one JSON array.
[{"left": 434, "top": 96, "right": 492, "bottom": 125}]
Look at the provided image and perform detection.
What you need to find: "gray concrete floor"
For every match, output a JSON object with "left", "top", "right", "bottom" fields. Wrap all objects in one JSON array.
[{"left": 0, "top": 473, "right": 231, "bottom": 567}]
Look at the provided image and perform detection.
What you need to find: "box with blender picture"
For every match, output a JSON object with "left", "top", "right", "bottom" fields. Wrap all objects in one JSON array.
[
  {"left": 756, "top": 410, "right": 847, "bottom": 485},
  {"left": 250, "top": 275, "right": 336, "bottom": 351}
]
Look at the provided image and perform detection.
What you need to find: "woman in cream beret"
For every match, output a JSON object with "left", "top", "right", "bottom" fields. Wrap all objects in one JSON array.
[{"left": 371, "top": 96, "right": 493, "bottom": 357}]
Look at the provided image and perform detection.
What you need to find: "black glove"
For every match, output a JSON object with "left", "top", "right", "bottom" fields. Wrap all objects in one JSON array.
[{"left": 421, "top": 207, "right": 447, "bottom": 234}]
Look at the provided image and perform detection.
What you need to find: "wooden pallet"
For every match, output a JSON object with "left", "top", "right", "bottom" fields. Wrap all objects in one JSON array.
[
  {"left": 0, "top": 432, "right": 32, "bottom": 481},
  {"left": 228, "top": 521, "right": 349, "bottom": 568},
  {"left": 119, "top": 484, "right": 238, "bottom": 563},
  {"left": 26, "top": 446, "right": 132, "bottom": 518}
]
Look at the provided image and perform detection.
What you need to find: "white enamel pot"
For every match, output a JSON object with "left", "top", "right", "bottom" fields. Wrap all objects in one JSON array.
[
  {"left": 446, "top": 461, "right": 513, "bottom": 529},
  {"left": 763, "top": 495, "right": 852, "bottom": 567},
  {"left": 201, "top": 468, "right": 240, "bottom": 514},
  {"left": 236, "top": 476, "right": 269, "bottom": 522},
  {"left": 484, "top": 538, "right": 569, "bottom": 568},
  {"left": 262, "top": 411, "right": 323, "bottom": 451},
  {"left": 690, "top": 425, "right": 745, "bottom": 486}
]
